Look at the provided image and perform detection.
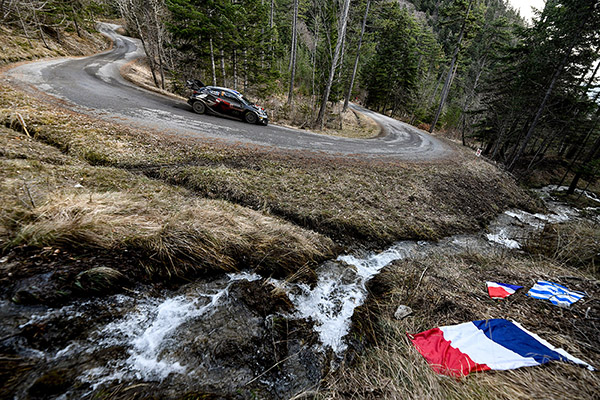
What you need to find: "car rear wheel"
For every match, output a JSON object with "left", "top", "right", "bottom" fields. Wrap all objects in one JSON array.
[
  {"left": 244, "top": 111, "right": 258, "bottom": 124},
  {"left": 192, "top": 101, "right": 206, "bottom": 114}
]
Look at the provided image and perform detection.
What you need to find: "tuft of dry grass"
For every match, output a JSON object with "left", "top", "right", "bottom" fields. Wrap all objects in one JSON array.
[
  {"left": 0, "top": 83, "right": 539, "bottom": 246},
  {"left": 0, "top": 125, "right": 335, "bottom": 283},
  {"left": 322, "top": 251, "right": 600, "bottom": 400},
  {"left": 526, "top": 220, "right": 600, "bottom": 278}
]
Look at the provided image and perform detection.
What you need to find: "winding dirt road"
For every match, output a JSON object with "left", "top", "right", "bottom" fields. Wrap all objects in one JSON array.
[{"left": 5, "top": 23, "right": 451, "bottom": 160}]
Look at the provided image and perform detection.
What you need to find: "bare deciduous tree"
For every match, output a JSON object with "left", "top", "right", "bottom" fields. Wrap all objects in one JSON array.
[{"left": 315, "top": 0, "right": 351, "bottom": 130}]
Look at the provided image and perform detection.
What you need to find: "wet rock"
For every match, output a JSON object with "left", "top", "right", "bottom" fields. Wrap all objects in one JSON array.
[
  {"left": 74, "top": 267, "right": 125, "bottom": 293},
  {"left": 28, "top": 368, "right": 74, "bottom": 399},
  {"left": 228, "top": 280, "right": 293, "bottom": 316},
  {"left": 155, "top": 279, "right": 325, "bottom": 399},
  {"left": 11, "top": 273, "right": 62, "bottom": 305},
  {"left": 394, "top": 305, "right": 413, "bottom": 320}
]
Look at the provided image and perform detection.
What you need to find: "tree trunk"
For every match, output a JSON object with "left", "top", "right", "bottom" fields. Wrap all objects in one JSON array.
[
  {"left": 287, "top": 0, "right": 298, "bottom": 105},
  {"left": 30, "top": 3, "right": 49, "bottom": 49},
  {"left": 15, "top": 3, "right": 33, "bottom": 47},
  {"left": 429, "top": 0, "right": 474, "bottom": 133},
  {"left": 427, "top": 70, "right": 445, "bottom": 108},
  {"left": 561, "top": 105, "right": 600, "bottom": 188},
  {"left": 343, "top": 0, "right": 370, "bottom": 113},
  {"left": 336, "top": 27, "right": 347, "bottom": 81},
  {"left": 269, "top": 0, "right": 275, "bottom": 64},
  {"left": 220, "top": 45, "right": 226, "bottom": 86},
  {"left": 460, "top": 58, "right": 485, "bottom": 146},
  {"left": 233, "top": 49, "right": 238, "bottom": 90},
  {"left": 567, "top": 133, "right": 600, "bottom": 194},
  {"left": 315, "top": 0, "right": 351, "bottom": 130},
  {"left": 71, "top": 5, "right": 81, "bottom": 37},
  {"left": 311, "top": 14, "right": 319, "bottom": 100},
  {"left": 210, "top": 38, "right": 217, "bottom": 86},
  {"left": 507, "top": 43, "right": 573, "bottom": 171},
  {"left": 159, "top": 53, "right": 165, "bottom": 89},
  {"left": 244, "top": 48, "right": 248, "bottom": 92},
  {"left": 131, "top": 10, "right": 159, "bottom": 88}
]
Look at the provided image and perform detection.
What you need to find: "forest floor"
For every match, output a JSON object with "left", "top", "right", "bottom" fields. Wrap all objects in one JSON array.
[{"left": 1, "top": 24, "right": 599, "bottom": 400}]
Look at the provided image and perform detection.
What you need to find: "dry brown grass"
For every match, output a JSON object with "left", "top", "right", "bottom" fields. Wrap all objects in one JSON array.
[
  {"left": 0, "top": 81, "right": 538, "bottom": 245},
  {"left": 322, "top": 251, "right": 599, "bottom": 400},
  {"left": 526, "top": 220, "right": 600, "bottom": 278},
  {"left": 0, "top": 125, "right": 335, "bottom": 281},
  {"left": 11, "top": 190, "right": 334, "bottom": 277}
]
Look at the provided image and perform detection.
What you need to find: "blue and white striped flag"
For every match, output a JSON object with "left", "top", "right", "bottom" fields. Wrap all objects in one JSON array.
[{"left": 527, "top": 280, "right": 585, "bottom": 307}]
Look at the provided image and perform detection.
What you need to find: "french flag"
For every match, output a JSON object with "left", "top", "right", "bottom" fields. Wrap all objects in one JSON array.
[
  {"left": 408, "top": 319, "right": 594, "bottom": 377},
  {"left": 486, "top": 281, "right": 522, "bottom": 299}
]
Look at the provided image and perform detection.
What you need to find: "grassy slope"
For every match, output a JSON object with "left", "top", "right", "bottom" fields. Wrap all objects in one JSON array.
[
  {"left": 324, "top": 250, "right": 599, "bottom": 400},
  {"left": 0, "top": 83, "right": 537, "bottom": 247},
  {"left": 0, "top": 122, "right": 334, "bottom": 289},
  {"left": 0, "top": 24, "right": 109, "bottom": 66},
  {"left": 4, "top": 26, "right": 595, "bottom": 400}
]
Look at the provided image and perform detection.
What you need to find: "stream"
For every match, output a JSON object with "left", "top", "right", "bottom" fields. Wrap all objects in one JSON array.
[{"left": 1, "top": 186, "right": 598, "bottom": 399}]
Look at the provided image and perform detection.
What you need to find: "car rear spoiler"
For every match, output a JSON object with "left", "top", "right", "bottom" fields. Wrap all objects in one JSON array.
[{"left": 186, "top": 79, "right": 206, "bottom": 91}]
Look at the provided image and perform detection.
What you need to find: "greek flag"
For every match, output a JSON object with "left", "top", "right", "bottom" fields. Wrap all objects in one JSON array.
[{"left": 526, "top": 280, "right": 585, "bottom": 307}]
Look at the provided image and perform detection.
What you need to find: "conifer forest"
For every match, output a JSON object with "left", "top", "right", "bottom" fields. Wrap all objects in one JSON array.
[{"left": 2, "top": 0, "right": 600, "bottom": 190}]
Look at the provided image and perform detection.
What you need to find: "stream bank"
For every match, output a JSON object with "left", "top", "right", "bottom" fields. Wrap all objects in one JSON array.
[{"left": 1, "top": 186, "right": 598, "bottom": 399}]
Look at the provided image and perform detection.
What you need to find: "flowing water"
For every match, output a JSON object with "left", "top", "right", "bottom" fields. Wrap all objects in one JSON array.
[{"left": 2, "top": 186, "right": 597, "bottom": 399}]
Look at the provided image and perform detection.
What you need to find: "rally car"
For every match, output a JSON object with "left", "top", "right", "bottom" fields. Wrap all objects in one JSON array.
[{"left": 186, "top": 79, "right": 268, "bottom": 125}]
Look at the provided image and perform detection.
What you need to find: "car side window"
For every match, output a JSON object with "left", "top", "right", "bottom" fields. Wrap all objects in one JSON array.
[{"left": 224, "top": 93, "right": 240, "bottom": 104}]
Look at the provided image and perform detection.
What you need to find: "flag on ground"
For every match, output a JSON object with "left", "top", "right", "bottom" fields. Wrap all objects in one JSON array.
[
  {"left": 408, "top": 319, "right": 594, "bottom": 377},
  {"left": 526, "top": 280, "right": 585, "bottom": 307},
  {"left": 486, "top": 281, "right": 522, "bottom": 299}
]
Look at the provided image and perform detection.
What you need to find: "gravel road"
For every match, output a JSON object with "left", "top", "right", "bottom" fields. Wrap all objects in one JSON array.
[{"left": 5, "top": 22, "right": 452, "bottom": 160}]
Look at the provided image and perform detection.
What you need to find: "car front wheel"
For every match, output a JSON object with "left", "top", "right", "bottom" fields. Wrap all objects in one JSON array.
[
  {"left": 192, "top": 101, "right": 206, "bottom": 114},
  {"left": 244, "top": 111, "right": 258, "bottom": 124}
]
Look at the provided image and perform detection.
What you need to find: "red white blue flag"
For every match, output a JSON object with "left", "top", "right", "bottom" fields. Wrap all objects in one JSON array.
[
  {"left": 486, "top": 281, "right": 522, "bottom": 299},
  {"left": 408, "top": 319, "right": 594, "bottom": 377}
]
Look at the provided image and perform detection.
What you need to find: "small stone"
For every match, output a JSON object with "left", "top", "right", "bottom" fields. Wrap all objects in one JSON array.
[{"left": 394, "top": 305, "right": 413, "bottom": 320}]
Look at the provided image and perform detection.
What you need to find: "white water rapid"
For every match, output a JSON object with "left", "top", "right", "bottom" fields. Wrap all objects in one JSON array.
[
  {"left": 78, "top": 272, "right": 261, "bottom": 388},
  {"left": 6, "top": 186, "right": 596, "bottom": 399},
  {"left": 287, "top": 242, "right": 419, "bottom": 353}
]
